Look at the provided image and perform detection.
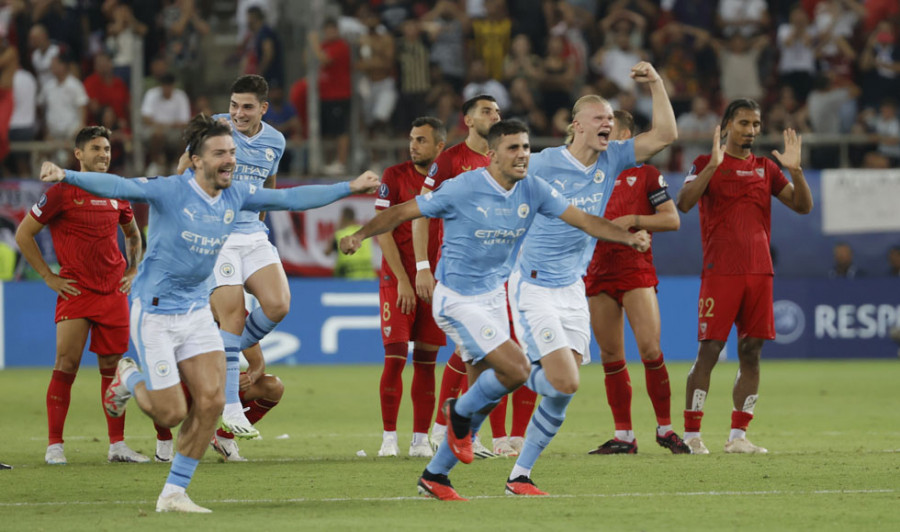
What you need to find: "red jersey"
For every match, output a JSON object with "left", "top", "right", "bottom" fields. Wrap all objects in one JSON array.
[
  {"left": 587, "top": 164, "right": 669, "bottom": 278},
  {"left": 375, "top": 160, "right": 442, "bottom": 287},
  {"left": 318, "top": 39, "right": 352, "bottom": 101},
  {"left": 83, "top": 74, "right": 130, "bottom": 121},
  {"left": 423, "top": 141, "right": 491, "bottom": 192},
  {"left": 30, "top": 183, "right": 133, "bottom": 294},
  {"left": 688, "top": 152, "right": 789, "bottom": 276}
]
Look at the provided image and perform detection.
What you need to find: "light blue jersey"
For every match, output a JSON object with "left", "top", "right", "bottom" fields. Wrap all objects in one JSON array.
[
  {"left": 63, "top": 170, "right": 349, "bottom": 314},
  {"left": 416, "top": 169, "right": 569, "bottom": 296},
  {"left": 213, "top": 113, "right": 285, "bottom": 234},
  {"left": 516, "top": 140, "right": 635, "bottom": 287}
]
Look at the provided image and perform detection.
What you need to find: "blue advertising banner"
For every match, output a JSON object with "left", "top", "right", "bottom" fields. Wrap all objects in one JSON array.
[{"left": 1, "top": 277, "right": 896, "bottom": 368}]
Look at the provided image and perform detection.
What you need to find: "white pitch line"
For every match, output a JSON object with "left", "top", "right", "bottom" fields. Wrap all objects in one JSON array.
[{"left": 0, "top": 489, "right": 894, "bottom": 507}]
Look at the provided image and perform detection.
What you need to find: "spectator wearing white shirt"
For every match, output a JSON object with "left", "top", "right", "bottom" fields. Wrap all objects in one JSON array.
[
  {"left": 777, "top": 7, "right": 817, "bottom": 102},
  {"left": 675, "top": 95, "right": 719, "bottom": 172},
  {"left": 7, "top": 67, "right": 37, "bottom": 175},
  {"left": 716, "top": 0, "right": 769, "bottom": 38},
  {"left": 38, "top": 54, "right": 87, "bottom": 141},
  {"left": 140, "top": 72, "right": 190, "bottom": 174},
  {"left": 28, "top": 24, "right": 59, "bottom": 90}
]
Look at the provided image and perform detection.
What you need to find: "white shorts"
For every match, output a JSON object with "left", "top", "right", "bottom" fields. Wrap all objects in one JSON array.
[
  {"left": 432, "top": 283, "right": 510, "bottom": 364},
  {"left": 130, "top": 298, "right": 225, "bottom": 391},
  {"left": 213, "top": 232, "right": 281, "bottom": 287},
  {"left": 508, "top": 270, "right": 591, "bottom": 364}
]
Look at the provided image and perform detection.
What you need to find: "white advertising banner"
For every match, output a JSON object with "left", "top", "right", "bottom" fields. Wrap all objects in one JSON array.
[{"left": 821, "top": 169, "right": 900, "bottom": 234}]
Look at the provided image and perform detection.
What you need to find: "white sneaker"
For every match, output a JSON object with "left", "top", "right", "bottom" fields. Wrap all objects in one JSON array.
[
  {"left": 509, "top": 436, "right": 525, "bottom": 454},
  {"left": 45, "top": 443, "right": 66, "bottom": 465},
  {"left": 108, "top": 441, "right": 150, "bottom": 463},
  {"left": 156, "top": 492, "right": 212, "bottom": 513},
  {"left": 103, "top": 357, "right": 138, "bottom": 418},
  {"left": 685, "top": 437, "right": 710, "bottom": 455},
  {"left": 220, "top": 403, "right": 259, "bottom": 439},
  {"left": 430, "top": 425, "right": 446, "bottom": 452},
  {"left": 492, "top": 436, "right": 519, "bottom": 457},
  {"left": 155, "top": 439, "right": 174, "bottom": 463},
  {"left": 724, "top": 437, "right": 768, "bottom": 454},
  {"left": 378, "top": 434, "right": 399, "bottom": 457},
  {"left": 210, "top": 434, "right": 247, "bottom": 462},
  {"left": 472, "top": 435, "right": 497, "bottom": 459},
  {"left": 409, "top": 440, "right": 434, "bottom": 458}
]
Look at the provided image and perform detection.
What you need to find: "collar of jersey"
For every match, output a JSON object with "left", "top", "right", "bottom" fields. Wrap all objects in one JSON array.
[
  {"left": 480, "top": 168, "right": 518, "bottom": 197},
  {"left": 188, "top": 175, "right": 223, "bottom": 205},
  {"left": 560, "top": 145, "right": 595, "bottom": 174}
]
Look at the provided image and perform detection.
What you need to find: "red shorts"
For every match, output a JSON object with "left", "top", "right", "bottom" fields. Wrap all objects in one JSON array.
[
  {"left": 697, "top": 274, "right": 774, "bottom": 341},
  {"left": 584, "top": 270, "right": 658, "bottom": 304},
  {"left": 55, "top": 289, "right": 130, "bottom": 355},
  {"left": 379, "top": 284, "right": 446, "bottom": 347}
]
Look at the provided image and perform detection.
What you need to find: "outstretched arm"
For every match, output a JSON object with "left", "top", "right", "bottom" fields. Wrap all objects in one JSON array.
[
  {"left": 613, "top": 199, "right": 680, "bottom": 233},
  {"left": 244, "top": 170, "right": 379, "bottom": 212},
  {"left": 41, "top": 162, "right": 155, "bottom": 202},
  {"left": 632, "top": 62, "right": 678, "bottom": 163},
  {"left": 341, "top": 200, "right": 423, "bottom": 255},
  {"left": 558, "top": 205, "right": 650, "bottom": 251}
]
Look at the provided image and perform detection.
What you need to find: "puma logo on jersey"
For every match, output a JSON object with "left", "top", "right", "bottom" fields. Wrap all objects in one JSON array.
[
  {"left": 476, "top": 206, "right": 489, "bottom": 218},
  {"left": 183, "top": 208, "right": 196, "bottom": 221},
  {"left": 552, "top": 179, "right": 567, "bottom": 191}
]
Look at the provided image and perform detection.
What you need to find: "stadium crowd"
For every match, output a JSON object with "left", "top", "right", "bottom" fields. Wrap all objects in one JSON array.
[{"left": 0, "top": 0, "right": 898, "bottom": 179}]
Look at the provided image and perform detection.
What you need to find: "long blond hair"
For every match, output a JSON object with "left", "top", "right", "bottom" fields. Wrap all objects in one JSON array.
[{"left": 565, "top": 94, "right": 610, "bottom": 145}]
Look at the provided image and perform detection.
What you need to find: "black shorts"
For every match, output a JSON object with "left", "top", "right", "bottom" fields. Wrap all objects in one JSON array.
[{"left": 321, "top": 99, "right": 350, "bottom": 137}]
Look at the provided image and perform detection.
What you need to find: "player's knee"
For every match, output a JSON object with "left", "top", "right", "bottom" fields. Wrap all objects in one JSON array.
[
  {"left": 54, "top": 357, "right": 80, "bottom": 373},
  {"left": 156, "top": 404, "right": 188, "bottom": 428},
  {"left": 638, "top": 344, "right": 662, "bottom": 361},
  {"left": 599, "top": 349, "right": 625, "bottom": 364},
  {"left": 553, "top": 374, "right": 579, "bottom": 396},
  {"left": 261, "top": 375, "right": 284, "bottom": 402},
  {"left": 263, "top": 296, "right": 290, "bottom": 323},
  {"left": 194, "top": 388, "right": 226, "bottom": 418},
  {"left": 509, "top": 359, "right": 531, "bottom": 387}
]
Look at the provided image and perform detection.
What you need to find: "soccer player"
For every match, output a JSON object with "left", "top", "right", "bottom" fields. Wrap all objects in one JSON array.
[
  {"left": 16, "top": 126, "right": 149, "bottom": 465},
  {"left": 506, "top": 62, "right": 678, "bottom": 495},
  {"left": 341, "top": 120, "right": 650, "bottom": 501},
  {"left": 374, "top": 117, "right": 447, "bottom": 458},
  {"left": 40, "top": 114, "right": 379, "bottom": 513},
  {"left": 675, "top": 99, "right": 812, "bottom": 454},
  {"left": 584, "top": 110, "right": 689, "bottom": 456},
  {"left": 176, "top": 75, "right": 287, "bottom": 439},
  {"left": 414, "top": 94, "right": 532, "bottom": 457}
]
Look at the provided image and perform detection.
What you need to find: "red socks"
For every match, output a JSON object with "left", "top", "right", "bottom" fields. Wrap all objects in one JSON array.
[
  {"left": 433, "top": 351, "right": 466, "bottom": 425},
  {"left": 684, "top": 410, "right": 704, "bottom": 433},
  {"left": 603, "top": 360, "right": 632, "bottom": 430},
  {"left": 379, "top": 343, "right": 407, "bottom": 432},
  {"left": 488, "top": 395, "right": 509, "bottom": 438},
  {"left": 411, "top": 349, "right": 437, "bottom": 434},
  {"left": 47, "top": 370, "right": 76, "bottom": 445},
  {"left": 642, "top": 354, "right": 672, "bottom": 426},
  {"left": 731, "top": 410, "right": 754, "bottom": 431},
  {"left": 100, "top": 367, "right": 126, "bottom": 444},
  {"left": 511, "top": 386, "right": 537, "bottom": 437}
]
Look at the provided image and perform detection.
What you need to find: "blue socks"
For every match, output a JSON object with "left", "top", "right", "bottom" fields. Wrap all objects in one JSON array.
[
  {"left": 240, "top": 307, "right": 278, "bottom": 350},
  {"left": 166, "top": 453, "right": 199, "bottom": 490},
  {"left": 455, "top": 369, "right": 510, "bottom": 418},
  {"left": 220, "top": 330, "right": 242, "bottom": 405},
  {"left": 125, "top": 369, "right": 146, "bottom": 395},
  {"left": 514, "top": 365, "right": 574, "bottom": 473}
]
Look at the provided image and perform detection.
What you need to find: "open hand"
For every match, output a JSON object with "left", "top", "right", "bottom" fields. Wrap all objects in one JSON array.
[{"left": 771, "top": 128, "right": 802, "bottom": 171}]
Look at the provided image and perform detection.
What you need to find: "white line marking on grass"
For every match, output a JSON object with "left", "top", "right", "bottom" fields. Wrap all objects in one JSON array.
[{"left": 0, "top": 489, "right": 894, "bottom": 507}]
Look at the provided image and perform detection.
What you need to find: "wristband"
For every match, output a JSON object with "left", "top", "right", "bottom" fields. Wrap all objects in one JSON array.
[{"left": 416, "top": 261, "right": 430, "bottom": 271}]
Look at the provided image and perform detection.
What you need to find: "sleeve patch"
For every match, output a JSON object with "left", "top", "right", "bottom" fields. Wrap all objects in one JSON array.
[
  {"left": 648, "top": 187, "right": 671, "bottom": 207},
  {"left": 377, "top": 183, "right": 389, "bottom": 199},
  {"left": 427, "top": 162, "right": 438, "bottom": 178}
]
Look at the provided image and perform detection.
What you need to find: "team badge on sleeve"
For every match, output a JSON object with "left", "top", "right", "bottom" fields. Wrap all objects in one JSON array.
[
  {"left": 32, "top": 194, "right": 47, "bottom": 216},
  {"left": 427, "top": 163, "right": 438, "bottom": 178},
  {"left": 378, "top": 183, "right": 389, "bottom": 199}
]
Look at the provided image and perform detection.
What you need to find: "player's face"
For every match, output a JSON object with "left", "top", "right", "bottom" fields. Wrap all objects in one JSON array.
[
  {"left": 409, "top": 125, "right": 442, "bottom": 167},
  {"left": 195, "top": 134, "right": 237, "bottom": 191},
  {"left": 466, "top": 100, "right": 501, "bottom": 139},
  {"left": 573, "top": 102, "right": 614, "bottom": 152},
  {"left": 75, "top": 137, "right": 111, "bottom": 173},
  {"left": 229, "top": 92, "right": 269, "bottom": 136},
  {"left": 491, "top": 132, "right": 530, "bottom": 183},
  {"left": 725, "top": 108, "right": 762, "bottom": 151}
]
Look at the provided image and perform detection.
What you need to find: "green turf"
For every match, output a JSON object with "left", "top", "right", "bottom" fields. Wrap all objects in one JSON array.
[{"left": 1, "top": 360, "right": 897, "bottom": 531}]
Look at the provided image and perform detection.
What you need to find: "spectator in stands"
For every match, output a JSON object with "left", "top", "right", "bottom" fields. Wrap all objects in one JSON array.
[
  {"left": 668, "top": 0, "right": 717, "bottom": 31},
  {"left": 709, "top": 31, "right": 769, "bottom": 103},
  {"left": 807, "top": 72, "right": 860, "bottom": 167},
  {"left": 422, "top": 0, "right": 468, "bottom": 93},
  {"left": 104, "top": 2, "right": 147, "bottom": 88},
  {"left": 28, "top": 24, "right": 59, "bottom": 90},
  {"left": 590, "top": 16, "right": 647, "bottom": 94},
  {"left": 861, "top": 98, "right": 900, "bottom": 167},
  {"left": 535, "top": 34, "right": 575, "bottom": 118},
  {"left": 509, "top": 0, "right": 550, "bottom": 55},
  {"left": 244, "top": 5, "right": 284, "bottom": 90},
  {"left": 675, "top": 95, "right": 719, "bottom": 173},
  {"left": 766, "top": 86, "right": 811, "bottom": 136},
  {"left": 503, "top": 34, "right": 542, "bottom": 90},
  {"left": 649, "top": 22, "right": 711, "bottom": 115},
  {"left": 0, "top": 30, "right": 14, "bottom": 167},
  {"left": 505, "top": 76, "right": 548, "bottom": 135},
  {"left": 98, "top": 105, "right": 130, "bottom": 175},
  {"left": 160, "top": 0, "right": 210, "bottom": 99},
  {"left": 263, "top": 84, "right": 301, "bottom": 175},
  {"left": 776, "top": 6, "right": 818, "bottom": 102},
  {"left": 829, "top": 242, "right": 864, "bottom": 279},
  {"left": 83, "top": 52, "right": 130, "bottom": 124},
  {"left": 38, "top": 54, "right": 87, "bottom": 147},
  {"left": 861, "top": 0, "right": 899, "bottom": 33},
  {"left": 470, "top": 0, "right": 512, "bottom": 80},
  {"left": 356, "top": 5, "right": 397, "bottom": 136},
  {"left": 716, "top": 0, "right": 770, "bottom": 37},
  {"left": 308, "top": 17, "right": 352, "bottom": 176},
  {"left": 140, "top": 72, "right": 190, "bottom": 175},
  {"left": 395, "top": 19, "right": 433, "bottom": 132},
  {"left": 462, "top": 58, "right": 510, "bottom": 113},
  {"left": 7, "top": 65, "right": 37, "bottom": 176},
  {"left": 888, "top": 246, "right": 900, "bottom": 277},
  {"left": 859, "top": 21, "right": 900, "bottom": 111}
]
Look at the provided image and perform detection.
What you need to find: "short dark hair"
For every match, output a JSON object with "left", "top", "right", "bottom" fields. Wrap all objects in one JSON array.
[
  {"left": 184, "top": 114, "right": 232, "bottom": 157},
  {"left": 247, "top": 5, "right": 264, "bottom": 21},
  {"left": 614, "top": 110, "right": 636, "bottom": 137},
  {"left": 462, "top": 94, "right": 497, "bottom": 116},
  {"left": 411, "top": 116, "right": 447, "bottom": 144},
  {"left": 721, "top": 98, "right": 762, "bottom": 133},
  {"left": 231, "top": 74, "right": 269, "bottom": 102},
  {"left": 159, "top": 72, "right": 176, "bottom": 85},
  {"left": 74, "top": 126, "right": 111, "bottom": 150},
  {"left": 487, "top": 120, "right": 529, "bottom": 149}
]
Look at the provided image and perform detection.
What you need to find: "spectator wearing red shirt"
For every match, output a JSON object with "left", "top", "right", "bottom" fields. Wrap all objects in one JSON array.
[
  {"left": 309, "top": 18, "right": 351, "bottom": 175},
  {"left": 83, "top": 52, "right": 130, "bottom": 124}
]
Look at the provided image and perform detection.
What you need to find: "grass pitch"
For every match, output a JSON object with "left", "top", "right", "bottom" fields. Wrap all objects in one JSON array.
[{"left": 0, "top": 360, "right": 897, "bottom": 531}]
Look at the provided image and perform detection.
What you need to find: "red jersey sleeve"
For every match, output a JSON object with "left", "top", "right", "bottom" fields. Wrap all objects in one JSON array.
[
  {"left": 423, "top": 151, "right": 454, "bottom": 191},
  {"left": 117, "top": 199, "right": 134, "bottom": 225},
  {"left": 767, "top": 158, "right": 790, "bottom": 197},
  {"left": 375, "top": 167, "right": 400, "bottom": 211},
  {"left": 30, "top": 185, "right": 65, "bottom": 225}
]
